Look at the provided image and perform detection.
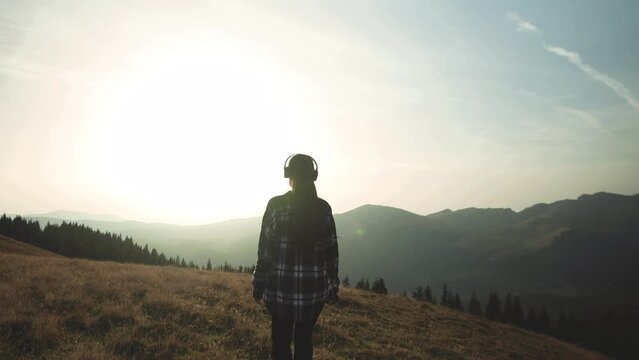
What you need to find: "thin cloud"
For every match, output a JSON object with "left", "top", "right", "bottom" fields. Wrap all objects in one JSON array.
[
  {"left": 545, "top": 45, "right": 639, "bottom": 111},
  {"left": 507, "top": 11, "right": 639, "bottom": 113},
  {"left": 507, "top": 12, "right": 541, "bottom": 34},
  {"left": 556, "top": 106, "right": 607, "bottom": 133}
]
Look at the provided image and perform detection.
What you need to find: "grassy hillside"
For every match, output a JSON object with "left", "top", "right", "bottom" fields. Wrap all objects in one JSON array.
[
  {"left": 0, "top": 243, "right": 605, "bottom": 359},
  {"left": 0, "top": 235, "right": 61, "bottom": 257}
]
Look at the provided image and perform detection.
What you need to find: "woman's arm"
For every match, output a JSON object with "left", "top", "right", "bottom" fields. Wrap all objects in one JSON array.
[
  {"left": 326, "top": 209, "right": 340, "bottom": 296},
  {"left": 252, "top": 201, "right": 275, "bottom": 300}
]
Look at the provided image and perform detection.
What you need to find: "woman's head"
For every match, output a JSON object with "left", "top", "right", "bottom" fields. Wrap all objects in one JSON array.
[
  {"left": 284, "top": 154, "right": 318, "bottom": 199},
  {"left": 284, "top": 154, "right": 318, "bottom": 182}
]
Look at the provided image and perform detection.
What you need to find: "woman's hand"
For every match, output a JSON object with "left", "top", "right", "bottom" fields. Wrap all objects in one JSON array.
[{"left": 326, "top": 287, "right": 339, "bottom": 304}]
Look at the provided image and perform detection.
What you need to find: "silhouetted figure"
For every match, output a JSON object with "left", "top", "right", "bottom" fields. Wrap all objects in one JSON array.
[{"left": 253, "top": 154, "right": 339, "bottom": 360}]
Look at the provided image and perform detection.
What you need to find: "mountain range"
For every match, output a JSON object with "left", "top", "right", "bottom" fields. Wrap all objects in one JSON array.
[{"left": 22, "top": 192, "right": 639, "bottom": 316}]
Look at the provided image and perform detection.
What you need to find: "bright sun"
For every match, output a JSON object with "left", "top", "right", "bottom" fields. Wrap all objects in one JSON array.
[{"left": 87, "top": 30, "right": 320, "bottom": 223}]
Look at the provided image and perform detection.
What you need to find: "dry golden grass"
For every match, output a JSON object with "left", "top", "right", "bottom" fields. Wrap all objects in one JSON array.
[{"left": 0, "top": 240, "right": 607, "bottom": 359}]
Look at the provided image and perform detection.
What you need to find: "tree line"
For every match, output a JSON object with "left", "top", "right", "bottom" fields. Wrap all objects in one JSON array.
[
  {"left": 343, "top": 275, "right": 389, "bottom": 294},
  {"left": 0, "top": 214, "right": 260, "bottom": 274},
  {"left": 211, "top": 260, "right": 256, "bottom": 274},
  {"left": 409, "top": 284, "right": 576, "bottom": 341},
  {"left": 342, "top": 275, "right": 593, "bottom": 353},
  {"left": 0, "top": 214, "right": 197, "bottom": 267}
]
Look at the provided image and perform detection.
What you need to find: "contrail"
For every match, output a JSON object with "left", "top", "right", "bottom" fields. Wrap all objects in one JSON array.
[
  {"left": 507, "top": 11, "right": 639, "bottom": 113},
  {"left": 545, "top": 45, "right": 639, "bottom": 111}
]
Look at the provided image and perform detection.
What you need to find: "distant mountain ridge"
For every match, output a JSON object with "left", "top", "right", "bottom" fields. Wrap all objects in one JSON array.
[
  {"left": 17, "top": 192, "right": 639, "bottom": 300},
  {"left": 26, "top": 210, "right": 125, "bottom": 222}
]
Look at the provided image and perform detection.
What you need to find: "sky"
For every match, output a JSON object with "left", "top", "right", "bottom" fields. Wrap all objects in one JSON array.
[{"left": 1, "top": 0, "right": 638, "bottom": 225}]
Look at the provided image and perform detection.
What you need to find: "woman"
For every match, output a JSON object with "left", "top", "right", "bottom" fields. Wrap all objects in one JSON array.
[{"left": 252, "top": 154, "right": 339, "bottom": 360}]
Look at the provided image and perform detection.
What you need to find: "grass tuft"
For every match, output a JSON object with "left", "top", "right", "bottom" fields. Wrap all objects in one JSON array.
[
  {"left": 111, "top": 337, "right": 146, "bottom": 358},
  {"left": 131, "top": 289, "right": 148, "bottom": 302},
  {"left": 63, "top": 314, "right": 87, "bottom": 333},
  {"left": 141, "top": 301, "right": 179, "bottom": 321},
  {"left": 89, "top": 311, "right": 135, "bottom": 334}
]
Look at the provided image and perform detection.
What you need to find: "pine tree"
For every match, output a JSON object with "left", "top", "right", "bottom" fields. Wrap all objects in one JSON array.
[
  {"left": 355, "top": 277, "right": 365, "bottom": 290},
  {"left": 150, "top": 248, "right": 159, "bottom": 264},
  {"left": 371, "top": 278, "right": 388, "bottom": 294},
  {"left": 206, "top": 258, "right": 213, "bottom": 271},
  {"left": 424, "top": 285, "right": 435, "bottom": 304},
  {"left": 222, "top": 261, "right": 233, "bottom": 272},
  {"left": 485, "top": 291, "right": 501, "bottom": 320},
  {"left": 525, "top": 308, "right": 537, "bottom": 330},
  {"left": 502, "top": 293, "right": 513, "bottom": 323},
  {"left": 557, "top": 311, "right": 568, "bottom": 339},
  {"left": 143, "top": 244, "right": 150, "bottom": 258},
  {"left": 363, "top": 278, "right": 370, "bottom": 291},
  {"left": 342, "top": 275, "right": 350, "bottom": 288},
  {"left": 412, "top": 286, "right": 424, "bottom": 301},
  {"left": 453, "top": 293, "right": 464, "bottom": 312},
  {"left": 512, "top": 296, "right": 525, "bottom": 326},
  {"left": 440, "top": 284, "right": 449, "bottom": 307},
  {"left": 538, "top": 308, "right": 550, "bottom": 333},
  {"left": 468, "top": 292, "right": 482, "bottom": 316}
]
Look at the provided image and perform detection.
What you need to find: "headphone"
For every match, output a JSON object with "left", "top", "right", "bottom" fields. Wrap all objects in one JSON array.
[{"left": 284, "top": 154, "right": 318, "bottom": 181}]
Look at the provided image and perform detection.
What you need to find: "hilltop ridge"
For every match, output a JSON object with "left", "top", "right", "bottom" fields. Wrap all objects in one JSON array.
[{"left": 0, "top": 246, "right": 605, "bottom": 359}]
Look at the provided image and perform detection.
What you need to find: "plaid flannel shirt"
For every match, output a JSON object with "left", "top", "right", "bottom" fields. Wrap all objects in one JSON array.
[{"left": 252, "top": 191, "right": 339, "bottom": 321}]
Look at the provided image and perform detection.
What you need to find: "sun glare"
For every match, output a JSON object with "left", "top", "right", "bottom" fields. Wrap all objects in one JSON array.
[{"left": 88, "top": 30, "right": 318, "bottom": 223}]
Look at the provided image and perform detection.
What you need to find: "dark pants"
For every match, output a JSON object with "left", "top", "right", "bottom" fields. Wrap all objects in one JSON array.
[{"left": 269, "top": 313, "right": 321, "bottom": 360}]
